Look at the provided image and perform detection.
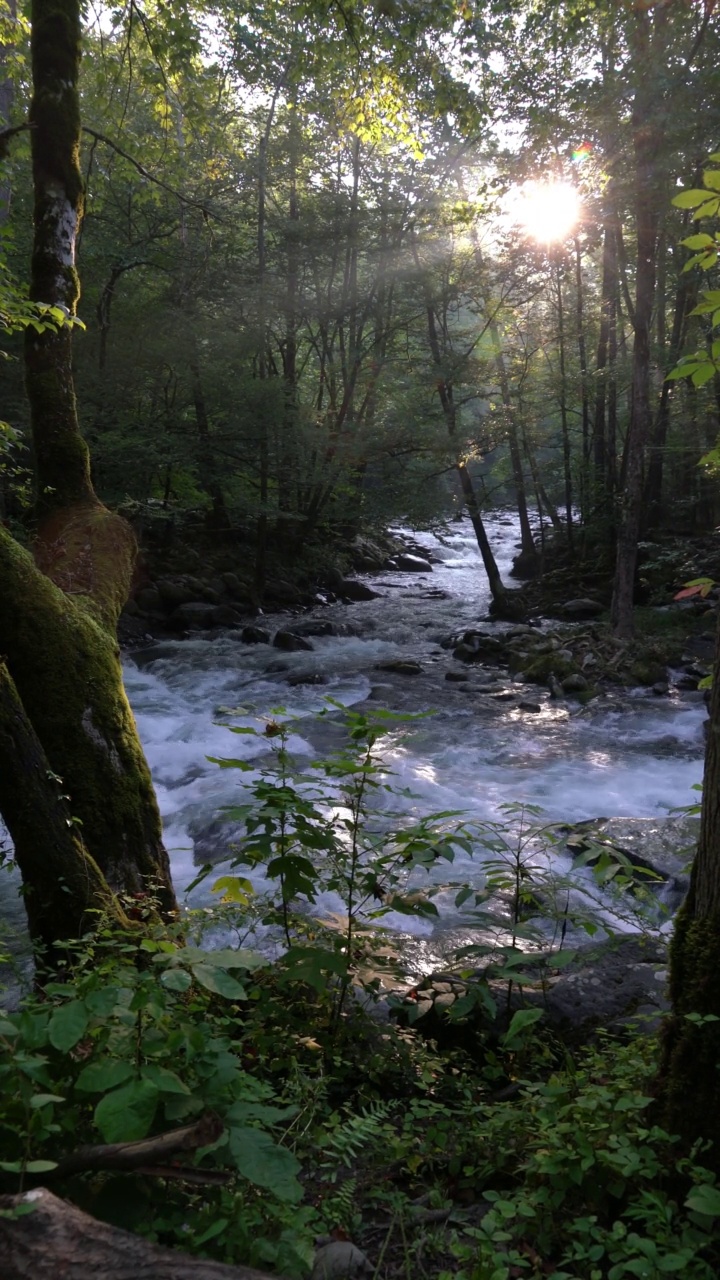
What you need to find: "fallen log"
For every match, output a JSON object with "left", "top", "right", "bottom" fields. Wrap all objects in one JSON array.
[
  {"left": 0, "top": 1187, "right": 281, "bottom": 1280},
  {"left": 46, "top": 1111, "right": 223, "bottom": 1180}
]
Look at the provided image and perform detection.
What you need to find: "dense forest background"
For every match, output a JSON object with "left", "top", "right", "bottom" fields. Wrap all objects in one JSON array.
[
  {"left": 4, "top": 3, "right": 720, "bottom": 1279},
  {"left": 3, "top": 0, "right": 720, "bottom": 629}
]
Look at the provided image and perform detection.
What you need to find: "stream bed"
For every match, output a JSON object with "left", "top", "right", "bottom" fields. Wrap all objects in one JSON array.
[{"left": 119, "top": 515, "right": 705, "bottom": 967}]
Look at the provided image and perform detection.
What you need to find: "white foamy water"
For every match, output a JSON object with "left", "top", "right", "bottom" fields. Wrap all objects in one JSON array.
[
  {"left": 120, "top": 514, "right": 705, "bottom": 949},
  {"left": 0, "top": 514, "right": 708, "bottom": 969}
]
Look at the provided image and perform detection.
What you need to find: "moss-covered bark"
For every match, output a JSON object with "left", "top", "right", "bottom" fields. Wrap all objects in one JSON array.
[
  {"left": 0, "top": 0, "right": 179, "bottom": 945},
  {"left": 0, "top": 661, "right": 130, "bottom": 956},
  {"left": 0, "top": 527, "right": 177, "bottom": 920},
  {"left": 658, "top": 609, "right": 720, "bottom": 1165}
]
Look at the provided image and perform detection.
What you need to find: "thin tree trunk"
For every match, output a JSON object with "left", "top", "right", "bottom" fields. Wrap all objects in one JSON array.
[
  {"left": 554, "top": 254, "right": 574, "bottom": 553},
  {"left": 489, "top": 319, "right": 537, "bottom": 571},
  {"left": 610, "top": 6, "right": 667, "bottom": 637}
]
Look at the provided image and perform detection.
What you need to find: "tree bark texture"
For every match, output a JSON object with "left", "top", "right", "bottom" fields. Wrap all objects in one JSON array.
[
  {"left": 0, "top": 1188, "right": 280, "bottom": 1280},
  {"left": 610, "top": 7, "right": 667, "bottom": 637},
  {"left": 0, "top": 0, "right": 178, "bottom": 945},
  {"left": 659, "top": 611, "right": 720, "bottom": 1164}
]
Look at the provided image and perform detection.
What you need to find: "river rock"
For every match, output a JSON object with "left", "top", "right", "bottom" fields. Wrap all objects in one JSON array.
[
  {"left": 395, "top": 553, "right": 433, "bottom": 573},
  {"left": 288, "top": 619, "right": 345, "bottom": 638},
  {"left": 445, "top": 671, "right": 470, "bottom": 682},
  {"left": 561, "top": 599, "right": 604, "bottom": 619},
  {"left": 563, "top": 815, "right": 695, "bottom": 909},
  {"left": 240, "top": 625, "right": 270, "bottom": 645},
  {"left": 519, "top": 699, "right": 542, "bottom": 712},
  {"left": 561, "top": 673, "right": 589, "bottom": 693},
  {"left": 273, "top": 630, "right": 314, "bottom": 652},
  {"left": 394, "top": 936, "right": 670, "bottom": 1050},
  {"left": 374, "top": 660, "right": 422, "bottom": 675},
  {"left": 337, "top": 577, "right": 382, "bottom": 601},
  {"left": 155, "top": 578, "right": 196, "bottom": 608},
  {"left": 208, "top": 605, "right": 243, "bottom": 628}
]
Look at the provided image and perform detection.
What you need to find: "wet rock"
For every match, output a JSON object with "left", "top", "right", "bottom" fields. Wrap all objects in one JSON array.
[
  {"left": 519, "top": 700, "right": 542, "bottom": 712},
  {"left": 288, "top": 672, "right": 329, "bottom": 686},
  {"left": 209, "top": 605, "right": 244, "bottom": 628},
  {"left": 240, "top": 625, "right": 271, "bottom": 645},
  {"left": 337, "top": 578, "right": 382, "bottom": 601},
  {"left": 563, "top": 815, "right": 695, "bottom": 907},
  {"left": 561, "top": 598, "right": 604, "bottom": 619},
  {"left": 395, "top": 553, "right": 433, "bottom": 573},
  {"left": 154, "top": 579, "right": 196, "bottom": 608},
  {"left": 630, "top": 661, "right": 667, "bottom": 686},
  {"left": 201, "top": 587, "right": 223, "bottom": 605},
  {"left": 350, "top": 535, "right": 387, "bottom": 571},
  {"left": 273, "top": 630, "right": 314, "bottom": 652},
  {"left": 288, "top": 619, "right": 345, "bottom": 638},
  {"left": 492, "top": 690, "right": 516, "bottom": 701},
  {"left": 374, "top": 660, "right": 422, "bottom": 675},
  {"left": 445, "top": 671, "right": 470, "bottom": 682},
  {"left": 561, "top": 673, "right": 589, "bottom": 694},
  {"left": 652, "top": 681, "right": 670, "bottom": 696}
]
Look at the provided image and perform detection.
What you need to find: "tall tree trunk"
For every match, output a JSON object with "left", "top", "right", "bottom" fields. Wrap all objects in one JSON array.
[
  {"left": 0, "top": 0, "right": 177, "bottom": 946},
  {"left": 574, "top": 236, "right": 590, "bottom": 522},
  {"left": 658, "top": 609, "right": 720, "bottom": 1166},
  {"left": 610, "top": 7, "right": 667, "bottom": 638},
  {"left": 489, "top": 319, "right": 538, "bottom": 572},
  {"left": 554, "top": 254, "right": 574, "bottom": 554}
]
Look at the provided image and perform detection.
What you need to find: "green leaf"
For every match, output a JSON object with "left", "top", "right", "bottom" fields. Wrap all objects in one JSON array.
[
  {"left": 227, "top": 1126, "right": 302, "bottom": 1202},
  {"left": 76, "top": 1060, "right": 135, "bottom": 1092},
  {"left": 682, "top": 233, "right": 716, "bottom": 250},
  {"left": 685, "top": 1183, "right": 720, "bottom": 1217},
  {"left": 673, "top": 189, "right": 714, "bottom": 209},
  {"left": 702, "top": 169, "right": 720, "bottom": 192},
  {"left": 194, "top": 1218, "right": 230, "bottom": 1246},
  {"left": 160, "top": 967, "right": 192, "bottom": 992},
  {"left": 94, "top": 1079, "right": 159, "bottom": 1142},
  {"left": 29, "top": 1093, "right": 65, "bottom": 1108},
  {"left": 48, "top": 1001, "right": 88, "bottom": 1052},
  {"left": 692, "top": 363, "right": 717, "bottom": 387},
  {"left": 190, "top": 964, "right": 247, "bottom": 999},
  {"left": 141, "top": 1065, "right": 190, "bottom": 1094},
  {"left": 502, "top": 1007, "right": 544, "bottom": 1045},
  {"left": 693, "top": 199, "right": 720, "bottom": 220},
  {"left": 0, "top": 1160, "right": 58, "bottom": 1173}
]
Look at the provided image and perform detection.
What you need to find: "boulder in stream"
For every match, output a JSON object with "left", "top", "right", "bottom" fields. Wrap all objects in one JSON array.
[{"left": 273, "top": 630, "right": 315, "bottom": 652}]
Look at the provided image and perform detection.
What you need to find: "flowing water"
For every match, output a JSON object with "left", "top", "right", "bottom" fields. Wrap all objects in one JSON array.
[
  {"left": 0, "top": 515, "right": 707, "bottom": 975},
  {"left": 121, "top": 515, "right": 705, "bottom": 964}
]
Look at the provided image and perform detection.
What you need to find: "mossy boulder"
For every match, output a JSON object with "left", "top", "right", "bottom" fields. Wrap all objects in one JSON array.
[
  {"left": 629, "top": 660, "right": 667, "bottom": 686},
  {"left": 522, "top": 653, "right": 578, "bottom": 684}
]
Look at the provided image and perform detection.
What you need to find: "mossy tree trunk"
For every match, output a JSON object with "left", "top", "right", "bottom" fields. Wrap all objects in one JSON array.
[
  {"left": 0, "top": 0, "right": 177, "bottom": 949},
  {"left": 658, "top": 609, "right": 720, "bottom": 1165}
]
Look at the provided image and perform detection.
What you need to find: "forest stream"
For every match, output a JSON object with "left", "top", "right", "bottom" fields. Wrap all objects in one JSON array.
[
  {"left": 0, "top": 515, "right": 707, "bottom": 975},
  {"left": 115, "top": 513, "right": 706, "bottom": 971}
]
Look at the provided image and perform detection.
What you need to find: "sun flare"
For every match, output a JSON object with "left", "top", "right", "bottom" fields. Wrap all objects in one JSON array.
[{"left": 505, "top": 180, "right": 581, "bottom": 244}]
